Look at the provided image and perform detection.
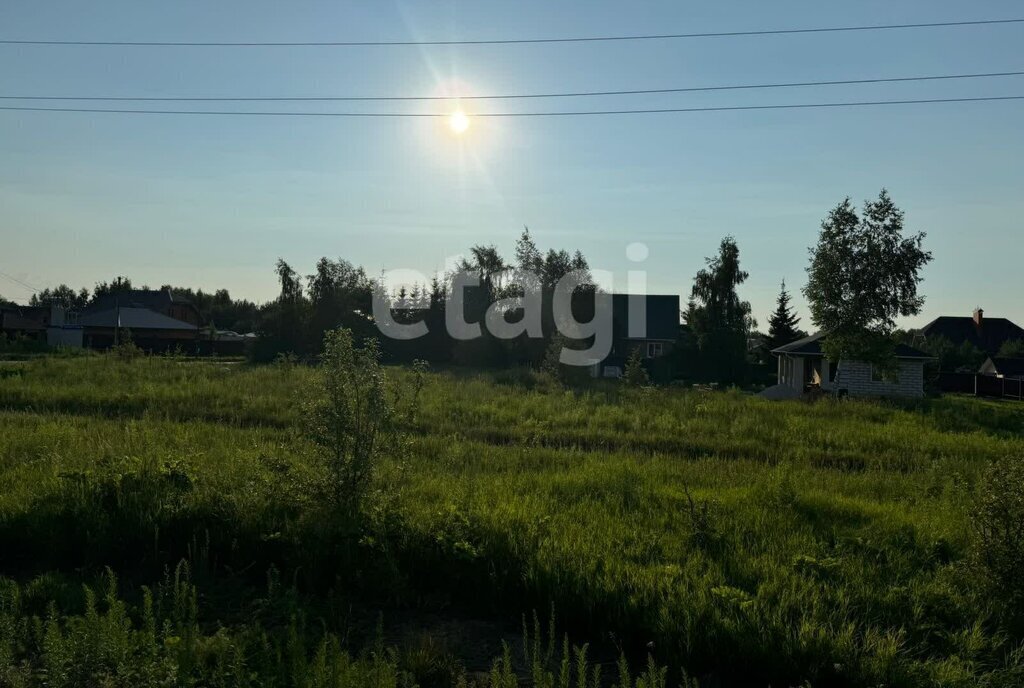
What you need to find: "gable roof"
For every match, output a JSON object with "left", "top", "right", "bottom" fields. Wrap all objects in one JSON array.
[
  {"left": 921, "top": 316, "right": 1024, "bottom": 354},
  {"left": 983, "top": 357, "right": 1024, "bottom": 377},
  {"left": 78, "top": 307, "right": 198, "bottom": 331},
  {"left": 87, "top": 289, "right": 193, "bottom": 314},
  {"left": 610, "top": 294, "right": 680, "bottom": 341},
  {"left": 772, "top": 332, "right": 931, "bottom": 359}
]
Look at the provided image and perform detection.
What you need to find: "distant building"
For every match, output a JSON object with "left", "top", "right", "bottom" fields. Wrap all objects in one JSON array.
[
  {"left": 920, "top": 308, "right": 1024, "bottom": 355},
  {"left": 979, "top": 357, "right": 1024, "bottom": 380},
  {"left": 78, "top": 306, "right": 198, "bottom": 351},
  {"left": 0, "top": 304, "right": 51, "bottom": 341},
  {"left": 72, "top": 289, "right": 201, "bottom": 352},
  {"left": 0, "top": 304, "right": 82, "bottom": 348},
  {"left": 87, "top": 289, "right": 200, "bottom": 327},
  {"left": 592, "top": 294, "right": 679, "bottom": 378},
  {"left": 771, "top": 332, "right": 931, "bottom": 398}
]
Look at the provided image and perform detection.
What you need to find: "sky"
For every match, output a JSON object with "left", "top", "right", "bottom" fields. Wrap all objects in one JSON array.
[{"left": 1, "top": 0, "right": 1022, "bottom": 329}]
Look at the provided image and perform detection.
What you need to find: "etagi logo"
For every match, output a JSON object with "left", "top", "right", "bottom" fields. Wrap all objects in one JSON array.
[{"left": 371, "top": 243, "right": 653, "bottom": 367}]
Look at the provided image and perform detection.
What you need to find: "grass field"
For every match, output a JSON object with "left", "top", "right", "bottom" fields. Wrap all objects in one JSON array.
[{"left": 1, "top": 355, "right": 1022, "bottom": 687}]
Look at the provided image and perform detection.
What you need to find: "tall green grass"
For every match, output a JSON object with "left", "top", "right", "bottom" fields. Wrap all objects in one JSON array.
[{"left": 1, "top": 356, "right": 1022, "bottom": 686}]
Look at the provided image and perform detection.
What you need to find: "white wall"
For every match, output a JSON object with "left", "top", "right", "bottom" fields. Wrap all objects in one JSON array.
[{"left": 834, "top": 360, "right": 925, "bottom": 398}]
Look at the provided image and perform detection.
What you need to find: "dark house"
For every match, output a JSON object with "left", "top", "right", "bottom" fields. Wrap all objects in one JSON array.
[
  {"left": 979, "top": 357, "right": 1024, "bottom": 380},
  {"left": 920, "top": 308, "right": 1024, "bottom": 355},
  {"left": 87, "top": 289, "right": 200, "bottom": 327},
  {"left": 0, "top": 305, "right": 51, "bottom": 341},
  {"left": 593, "top": 294, "right": 680, "bottom": 377},
  {"left": 78, "top": 307, "right": 199, "bottom": 351}
]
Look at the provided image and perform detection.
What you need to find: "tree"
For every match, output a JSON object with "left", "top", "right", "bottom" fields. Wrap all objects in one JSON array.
[
  {"left": 275, "top": 260, "right": 303, "bottom": 305},
  {"left": 252, "top": 259, "right": 311, "bottom": 360},
  {"left": 91, "top": 276, "right": 134, "bottom": 302},
  {"left": 458, "top": 245, "right": 507, "bottom": 301},
  {"left": 161, "top": 286, "right": 260, "bottom": 333},
  {"left": 30, "top": 285, "right": 90, "bottom": 311},
  {"left": 514, "top": 226, "right": 543, "bottom": 289},
  {"left": 766, "top": 280, "right": 805, "bottom": 351},
  {"left": 804, "top": 190, "right": 931, "bottom": 364},
  {"left": 915, "top": 334, "right": 986, "bottom": 373},
  {"left": 623, "top": 346, "right": 650, "bottom": 386},
  {"left": 306, "top": 257, "right": 374, "bottom": 345},
  {"left": 687, "top": 237, "right": 753, "bottom": 384},
  {"left": 541, "top": 249, "right": 574, "bottom": 292},
  {"left": 998, "top": 339, "right": 1024, "bottom": 358}
]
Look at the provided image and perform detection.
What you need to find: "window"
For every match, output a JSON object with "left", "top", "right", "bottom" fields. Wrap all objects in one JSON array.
[
  {"left": 871, "top": 365, "right": 899, "bottom": 384},
  {"left": 646, "top": 341, "right": 664, "bottom": 358}
]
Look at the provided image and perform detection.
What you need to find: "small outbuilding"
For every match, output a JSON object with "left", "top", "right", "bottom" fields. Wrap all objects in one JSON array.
[
  {"left": 772, "top": 332, "right": 931, "bottom": 399},
  {"left": 979, "top": 357, "right": 1024, "bottom": 380}
]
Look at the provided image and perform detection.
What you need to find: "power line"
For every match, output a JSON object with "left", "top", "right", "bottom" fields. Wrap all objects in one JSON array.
[
  {"left": 0, "top": 271, "right": 40, "bottom": 295},
  {"left": 0, "top": 95, "right": 1022, "bottom": 117},
  {"left": 2, "top": 70, "right": 1022, "bottom": 102},
  {"left": 1, "top": 18, "right": 1022, "bottom": 47}
]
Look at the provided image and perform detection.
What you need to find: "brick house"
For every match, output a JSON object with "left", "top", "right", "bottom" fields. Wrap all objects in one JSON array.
[{"left": 772, "top": 332, "right": 931, "bottom": 398}]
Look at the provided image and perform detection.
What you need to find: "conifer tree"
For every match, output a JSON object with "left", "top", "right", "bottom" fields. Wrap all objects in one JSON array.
[{"left": 766, "top": 280, "right": 804, "bottom": 350}]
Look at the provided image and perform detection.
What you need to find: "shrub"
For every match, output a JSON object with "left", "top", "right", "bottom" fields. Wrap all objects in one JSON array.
[
  {"left": 623, "top": 347, "right": 650, "bottom": 387},
  {"left": 971, "top": 456, "right": 1024, "bottom": 613},
  {"left": 303, "top": 329, "right": 395, "bottom": 517},
  {"left": 540, "top": 334, "right": 590, "bottom": 388},
  {"left": 111, "top": 329, "right": 142, "bottom": 361},
  {"left": 682, "top": 485, "right": 720, "bottom": 552}
]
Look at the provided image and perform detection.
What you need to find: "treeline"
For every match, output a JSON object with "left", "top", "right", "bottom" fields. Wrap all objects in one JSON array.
[
  {"left": 254, "top": 229, "right": 786, "bottom": 385},
  {"left": 18, "top": 227, "right": 800, "bottom": 384},
  {"left": 254, "top": 229, "right": 602, "bottom": 368}
]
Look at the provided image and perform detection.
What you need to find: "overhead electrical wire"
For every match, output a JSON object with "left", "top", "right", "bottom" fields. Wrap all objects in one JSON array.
[
  {"left": 0, "top": 18, "right": 1021, "bottom": 47},
  {"left": 0, "top": 271, "right": 40, "bottom": 295},
  {"left": 1, "top": 95, "right": 1022, "bottom": 118},
  {"left": 1, "top": 70, "right": 1021, "bottom": 102}
]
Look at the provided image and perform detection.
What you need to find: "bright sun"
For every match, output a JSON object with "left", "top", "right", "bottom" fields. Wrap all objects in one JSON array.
[{"left": 448, "top": 109, "right": 470, "bottom": 134}]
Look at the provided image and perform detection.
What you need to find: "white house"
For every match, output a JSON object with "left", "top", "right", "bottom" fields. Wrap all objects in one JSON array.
[{"left": 771, "top": 332, "right": 931, "bottom": 399}]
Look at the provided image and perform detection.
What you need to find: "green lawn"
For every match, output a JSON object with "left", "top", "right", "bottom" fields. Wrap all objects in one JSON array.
[{"left": 0, "top": 356, "right": 1022, "bottom": 687}]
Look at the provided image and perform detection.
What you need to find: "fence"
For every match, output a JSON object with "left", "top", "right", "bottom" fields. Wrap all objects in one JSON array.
[{"left": 938, "top": 372, "right": 1024, "bottom": 400}]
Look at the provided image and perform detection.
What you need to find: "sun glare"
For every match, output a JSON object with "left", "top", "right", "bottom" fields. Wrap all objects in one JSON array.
[{"left": 448, "top": 109, "right": 470, "bottom": 134}]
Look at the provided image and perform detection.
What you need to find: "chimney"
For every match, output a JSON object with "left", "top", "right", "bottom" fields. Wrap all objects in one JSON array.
[{"left": 973, "top": 307, "right": 984, "bottom": 328}]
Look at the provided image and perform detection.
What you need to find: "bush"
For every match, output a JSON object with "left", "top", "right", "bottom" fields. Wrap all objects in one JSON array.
[
  {"left": 303, "top": 329, "right": 394, "bottom": 518},
  {"left": 623, "top": 347, "right": 649, "bottom": 386},
  {"left": 971, "top": 456, "right": 1024, "bottom": 613},
  {"left": 539, "top": 334, "right": 591, "bottom": 388},
  {"left": 111, "top": 328, "right": 142, "bottom": 360}
]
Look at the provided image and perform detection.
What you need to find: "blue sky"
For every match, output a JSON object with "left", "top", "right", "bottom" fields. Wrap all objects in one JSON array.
[{"left": 1, "top": 1, "right": 1022, "bottom": 329}]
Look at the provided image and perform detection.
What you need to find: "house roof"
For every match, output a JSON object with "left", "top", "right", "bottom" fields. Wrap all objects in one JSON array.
[
  {"left": 920, "top": 315, "right": 1024, "bottom": 354},
  {"left": 0, "top": 305, "right": 50, "bottom": 330},
  {"left": 78, "top": 307, "right": 198, "bottom": 331},
  {"left": 87, "top": 289, "right": 194, "bottom": 314},
  {"left": 983, "top": 357, "right": 1024, "bottom": 377},
  {"left": 610, "top": 293, "right": 680, "bottom": 341},
  {"left": 772, "top": 332, "right": 931, "bottom": 359}
]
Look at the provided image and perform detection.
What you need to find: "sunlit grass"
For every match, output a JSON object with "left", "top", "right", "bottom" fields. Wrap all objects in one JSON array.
[{"left": 0, "top": 355, "right": 1021, "bottom": 685}]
